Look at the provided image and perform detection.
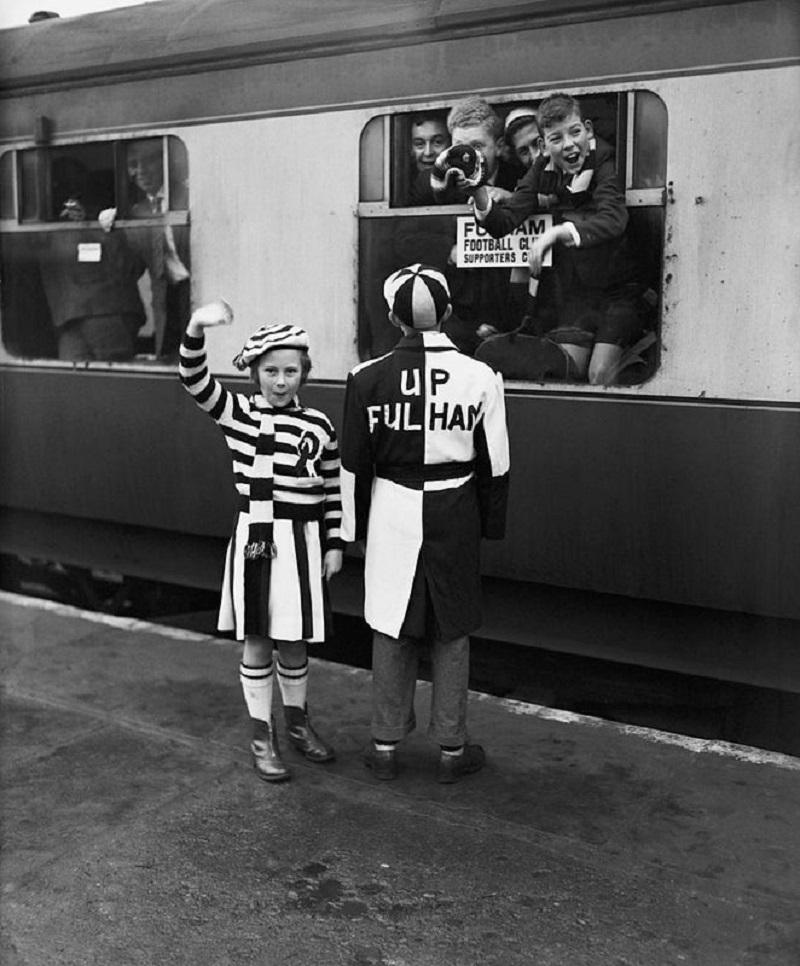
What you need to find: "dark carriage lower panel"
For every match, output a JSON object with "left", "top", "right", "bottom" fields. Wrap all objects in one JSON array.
[
  {"left": 484, "top": 391, "right": 800, "bottom": 622},
  {"left": 1, "top": 505, "right": 798, "bottom": 697},
  {"left": 1, "top": 367, "right": 798, "bottom": 682}
]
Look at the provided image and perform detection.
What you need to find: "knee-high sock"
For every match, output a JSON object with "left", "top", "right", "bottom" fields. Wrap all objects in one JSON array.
[
  {"left": 277, "top": 659, "right": 308, "bottom": 710},
  {"left": 239, "top": 662, "right": 273, "bottom": 722}
]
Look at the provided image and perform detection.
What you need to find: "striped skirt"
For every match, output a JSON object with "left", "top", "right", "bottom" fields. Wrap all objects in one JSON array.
[{"left": 218, "top": 511, "right": 329, "bottom": 643}]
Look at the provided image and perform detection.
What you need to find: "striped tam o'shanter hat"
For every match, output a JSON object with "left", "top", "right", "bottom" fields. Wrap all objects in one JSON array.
[
  {"left": 384, "top": 263, "right": 451, "bottom": 330},
  {"left": 232, "top": 323, "right": 309, "bottom": 370}
]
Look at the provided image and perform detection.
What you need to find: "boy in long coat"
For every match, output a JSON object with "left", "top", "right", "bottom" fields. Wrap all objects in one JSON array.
[{"left": 340, "top": 264, "right": 510, "bottom": 782}]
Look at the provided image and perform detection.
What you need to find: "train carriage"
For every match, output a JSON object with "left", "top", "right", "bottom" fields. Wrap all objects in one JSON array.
[{"left": 0, "top": 0, "right": 798, "bottom": 685}]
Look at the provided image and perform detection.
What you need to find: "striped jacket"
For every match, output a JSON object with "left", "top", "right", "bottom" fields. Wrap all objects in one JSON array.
[{"left": 179, "top": 330, "right": 343, "bottom": 550}]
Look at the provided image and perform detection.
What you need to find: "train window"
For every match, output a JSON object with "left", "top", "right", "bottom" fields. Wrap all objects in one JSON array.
[
  {"left": 0, "top": 152, "right": 14, "bottom": 220},
  {"left": 19, "top": 142, "right": 116, "bottom": 223},
  {"left": 0, "top": 136, "right": 190, "bottom": 365},
  {"left": 631, "top": 90, "right": 668, "bottom": 189},
  {"left": 357, "top": 92, "right": 665, "bottom": 386},
  {"left": 359, "top": 116, "right": 385, "bottom": 203}
]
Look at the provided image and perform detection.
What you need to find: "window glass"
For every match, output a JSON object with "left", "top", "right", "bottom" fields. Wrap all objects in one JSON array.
[
  {"left": 632, "top": 90, "right": 668, "bottom": 188},
  {"left": 358, "top": 93, "right": 664, "bottom": 387},
  {"left": 19, "top": 143, "right": 116, "bottom": 223},
  {"left": 18, "top": 149, "right": 43, "bottom": 223},
  {"left": 0, "top": 136, "right": 190, "bottom": 365},
  {"left": 0, "top": 152, "right": 14, "bottom": 220},
  {"left": 359, "top": 116, "right": 385, "bottom": 203}
]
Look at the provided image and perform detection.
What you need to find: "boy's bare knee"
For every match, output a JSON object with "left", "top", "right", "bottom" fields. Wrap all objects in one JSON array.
[
  {"left": 276, "top": 639, "right": 307, "bottom": 668},
  {"left": 560, "top": 343, "right": 590, "bottom": 378},
  {"left": 588, "top": 343, "right": 624, "bottom": 385},
  {"left": 243, "top": 635, "right": 272, "bottom": 665}
]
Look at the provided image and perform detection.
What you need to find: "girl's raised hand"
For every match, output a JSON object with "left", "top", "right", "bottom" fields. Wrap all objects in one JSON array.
[{"left": 189, "top": 300, "right": 234, "bottom": 329}]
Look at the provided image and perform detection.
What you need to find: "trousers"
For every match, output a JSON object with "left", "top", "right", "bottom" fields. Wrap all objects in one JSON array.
[{"left": 371, "top": 631, "right": 470, "bottom": 747}]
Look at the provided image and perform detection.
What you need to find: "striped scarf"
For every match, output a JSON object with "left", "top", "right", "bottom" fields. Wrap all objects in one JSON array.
[{"left": 243, "top": 408, "right": 277, "bottom": 637}]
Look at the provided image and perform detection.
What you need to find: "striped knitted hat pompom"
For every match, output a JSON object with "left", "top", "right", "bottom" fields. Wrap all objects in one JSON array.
[
  {"left": 232, "top": 323, "right": 310, "bottom": 370},
  {"left": 383, "top": 263, "right": 451, "bottom": 330}
]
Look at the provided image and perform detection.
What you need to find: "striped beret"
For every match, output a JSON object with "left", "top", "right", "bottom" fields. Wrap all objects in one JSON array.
[
  {"left": 232, "top": 323, "right": 310, "bottom": 370},
  {"left": 383, "top": 263, "right": 451, "bottom": 330}
]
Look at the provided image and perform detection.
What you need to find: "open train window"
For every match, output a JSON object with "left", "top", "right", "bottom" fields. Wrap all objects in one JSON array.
[
  {"left": 0, "top": 135, "right": 190, "bottom": 365},
  {"left": 357, "top": 92, "right": 665, "bottom": 387}
]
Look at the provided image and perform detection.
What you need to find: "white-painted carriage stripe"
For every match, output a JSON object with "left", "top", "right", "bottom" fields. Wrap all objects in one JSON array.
[{"left": 2, "top": 590, "right": 798, "bottom": 771}]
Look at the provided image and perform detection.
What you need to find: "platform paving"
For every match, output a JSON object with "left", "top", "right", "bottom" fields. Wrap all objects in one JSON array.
[{"left": 1, "top": 591, "right": 799, "bottom": 966}]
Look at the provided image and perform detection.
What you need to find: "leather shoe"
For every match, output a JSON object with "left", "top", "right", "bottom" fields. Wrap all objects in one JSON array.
[
  {"left": 436, "top": 743, "right": 485, "bottom": 784},
  {"left": 285, "top": 707, "right": 335, "bottom": 763},
  {"left": 251, "top": 717, "right": 290, "bottom": 782},
  {"left": 363, "top": 744, "right": 399, "bottom": 781}
]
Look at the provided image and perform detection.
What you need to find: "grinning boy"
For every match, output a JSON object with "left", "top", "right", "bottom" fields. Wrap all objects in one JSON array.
[{"left": 473, "top": 93, "right": 645, "bottom": 385}]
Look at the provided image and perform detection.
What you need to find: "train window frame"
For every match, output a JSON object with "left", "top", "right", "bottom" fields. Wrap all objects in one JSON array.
[
  {"left": 357, "top": 89, "right": 667, "bottom": 387},
  {"left": 0, "top": 134, "right": 191, "bottom": 369}
]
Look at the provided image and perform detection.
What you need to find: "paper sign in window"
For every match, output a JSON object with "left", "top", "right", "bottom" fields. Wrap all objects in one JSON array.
[{"left": 456, "top": 215, "right": 553, "bottom": 269}]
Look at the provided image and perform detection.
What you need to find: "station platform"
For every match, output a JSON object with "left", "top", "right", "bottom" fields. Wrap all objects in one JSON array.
[{"left": 1, "top": 590, "right": 799, "bottom": 966}]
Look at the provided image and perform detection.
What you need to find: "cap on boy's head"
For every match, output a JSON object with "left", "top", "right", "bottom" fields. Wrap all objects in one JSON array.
[
  {"left": 384, "top": 264, "right": 451, "bottom": 330},
  {"left": 232, "top": 323, "right": 309, "bottom": 370},
  {"left": 504, "top": 105, "right": 538, "bottom": 133}
]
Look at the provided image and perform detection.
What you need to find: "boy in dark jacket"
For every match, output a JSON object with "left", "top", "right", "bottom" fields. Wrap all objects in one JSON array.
[{"left": 473, "top": 93, "right": 645, "bottom": 384}]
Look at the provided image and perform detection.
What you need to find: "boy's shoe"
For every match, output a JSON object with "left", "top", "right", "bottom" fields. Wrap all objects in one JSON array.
[
  {"left": 251, "top": 717, "right": 291, "bottom": 782},
  {"left": 436, "top": 743, "right": 485, "bottom": 784},
  {"left": 284, "top": 706, "right": 336, "bottom": 763},
  {"left": 363, "top": 744, "right": 399, "bottom": 781}
]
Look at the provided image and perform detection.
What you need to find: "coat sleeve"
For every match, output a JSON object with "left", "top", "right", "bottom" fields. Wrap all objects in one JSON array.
[
  {"left": 178, "top": 328, "right": 245, "bottom": 430},
  {"left": 339, "top": 371, "right": 375, "bottom": 543},
  {"left": 321, "top": 425, "right": 344, "bottom": 552},
  {"left": 480, "top": 164, "right": 544, "bottom": 239},
  {"left": 473, "top": 370, "right": 510, "bottom": 539}
]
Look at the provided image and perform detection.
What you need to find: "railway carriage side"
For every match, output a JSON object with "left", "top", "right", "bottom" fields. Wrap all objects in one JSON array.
[{"left": 0, "top": 0, "right": 797, "bottom": 680}]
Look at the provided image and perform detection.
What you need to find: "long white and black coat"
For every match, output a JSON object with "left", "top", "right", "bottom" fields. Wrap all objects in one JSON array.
[{"left": 340, "top": 330, "right": 510, "bottom": 641}]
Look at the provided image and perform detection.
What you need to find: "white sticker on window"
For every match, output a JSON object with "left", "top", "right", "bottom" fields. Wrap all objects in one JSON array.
[
  {"left": 456, "top": 215, "right": 553, "bottom": 268},
  {"left": 77, "top": 242, "right": 102, "bottom": 263}
]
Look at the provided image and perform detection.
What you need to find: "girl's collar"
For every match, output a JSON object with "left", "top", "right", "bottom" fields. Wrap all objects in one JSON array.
[{"left": 253, "top": 393, "right": 301, "bottom": 412}]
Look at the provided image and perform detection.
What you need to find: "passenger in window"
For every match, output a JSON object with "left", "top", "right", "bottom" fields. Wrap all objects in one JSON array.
[
  {"left": 420, "top": 96, "right": 518, "bottom": 206},
  {"left": 503, "top": 106, "right": 543, "bottom": 171},
  {"left": 502, "top": 106, "right": 546, "bottom": 325},
  {"left": 473, "top": 93, "right": 648, "bottom": 385},
  {"left": 33, "top": 157, "right": 147, "bottom": 361},
  {"left": 36, "top": 229, "right": 146, "bottom": 362},
  {"left": 127, "top": 139, "right": 166, "bottom": 215},
  {"left": 53, "top": 157, "right": 95, "bottom": 222},
  {"left": 103, "top": 138, "right": 191, "bottom": 360},
  {"left": 396, "top": 97, "right": 521, "bottom": 354},
  {"left": 52, "top": 155, "right": 113, "bottom": 223},
  {"left": 407, "top": 113, "right": 450, "bottom": 203}
]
